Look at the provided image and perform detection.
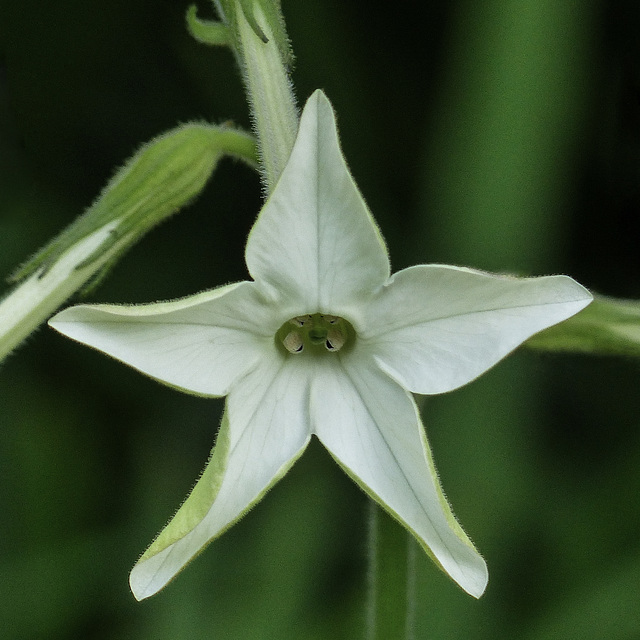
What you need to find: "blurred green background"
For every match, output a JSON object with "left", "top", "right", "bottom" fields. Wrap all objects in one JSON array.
[{"left": 2, "top": 1, "right": 640, "bottom": 638}]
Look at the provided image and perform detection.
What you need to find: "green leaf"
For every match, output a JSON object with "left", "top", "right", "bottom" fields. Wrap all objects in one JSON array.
[{"left": 524, "top": 295, "right": 640, "bottom": 357}]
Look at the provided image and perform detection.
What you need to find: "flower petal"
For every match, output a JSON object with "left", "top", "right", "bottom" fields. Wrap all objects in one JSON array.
[
  {"left": 129, "top": 354, "right": 312, "bottom": 600},
  {"left": 361, "top": 265, "right": 592, "bottom": 394},
  {"left": 245, "top": 90, "right": 390, "bottom": 316},
  {"left": 311, "top": 354, "right": 488, "bottom": 598},
  {"left": 49, "top": 281, "right": 276, "bottom": 397}
]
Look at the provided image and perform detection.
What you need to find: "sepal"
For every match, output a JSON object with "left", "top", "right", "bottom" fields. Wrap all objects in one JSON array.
[{"left": 186, "top": 5, "right": 231, "bottom": 47}]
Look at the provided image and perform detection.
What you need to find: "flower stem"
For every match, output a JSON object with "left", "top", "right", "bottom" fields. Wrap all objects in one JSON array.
[
  {"left": 367, "top": 502, "right": 416, "bottom": 640},
  {"left": 221, "top": 0, "right": 299, "bottom": 193}
]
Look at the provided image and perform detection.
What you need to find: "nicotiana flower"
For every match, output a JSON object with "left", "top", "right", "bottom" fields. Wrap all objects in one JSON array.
[{"left": 49, "top": 90, "right": 592, "bottom": 601}]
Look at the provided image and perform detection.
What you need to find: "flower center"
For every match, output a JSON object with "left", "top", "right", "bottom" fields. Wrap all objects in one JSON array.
[{"left": 277, "top": 314, "right": 353, "bottom": 354}]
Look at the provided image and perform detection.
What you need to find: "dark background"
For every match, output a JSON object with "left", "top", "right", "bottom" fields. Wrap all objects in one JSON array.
[{"left": 2, "top": 1, "right": 640, "bottom": 638}]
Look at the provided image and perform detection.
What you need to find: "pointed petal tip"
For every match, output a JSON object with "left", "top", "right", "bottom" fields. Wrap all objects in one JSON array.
[
  {"left": 49, "top": 303, "right": 111, "bottom": 333},
  {"left": 129, "top": 570, "right": 147, "bottom": 602},
  {"left": 550, "top": 275, "right": 593, "bottom": 320},
  {"left": 48, "top": 305, "right": 72, "bottom": 328},
  {"left": 129, "top": 562, "right": 156, "bottom": 601},
  {"left": 435, "top": 538, "right": 487, "bottom": 598},
  {"left": 430, "top": 533, "right": 488, "bottom": 599},
  {"left": 556, "top": 274, "right": 593, "bottom": 301},
  {"left": 48, "top": 305, "right": 90, "bottom": 337},
  {"left": 308, "top": 87, "right": 327, "bottom": 102},
  {"left": 465, "top": 557, "right": 489, "bottom": 599},
  {"left": 129, "top": 552, "right": 173, "bottom": 601},
  {"left": 305, "top": 88, "right": 335, "bottom": 124}
]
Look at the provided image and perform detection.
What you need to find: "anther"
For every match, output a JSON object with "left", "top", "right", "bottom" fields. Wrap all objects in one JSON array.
[
  {"left": 290, "top": 315, "right": 312, "bottom": 327},
  {"left": 283, "top": 331, "right": 304, "bottom": 354},
  {"left": 325, "top": 327, "right": 345, "bottom": 352}
]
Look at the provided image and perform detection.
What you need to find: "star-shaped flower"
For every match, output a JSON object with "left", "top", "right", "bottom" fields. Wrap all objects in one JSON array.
[{"left": 49, "top": 90, "right": 592, "bottom": 601}]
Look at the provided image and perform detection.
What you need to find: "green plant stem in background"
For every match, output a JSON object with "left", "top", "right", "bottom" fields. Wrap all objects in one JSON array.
[
  {"left": 421, "top": 0, "right": 597, "bottom": 275},
  {"left": 367, "top": 504, "right": 415, "bottom": 640}
]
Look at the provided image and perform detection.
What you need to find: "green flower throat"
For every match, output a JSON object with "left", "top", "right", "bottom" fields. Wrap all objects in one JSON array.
[{"left": 278, "top": 313, "right": 354, "bottom": 354}]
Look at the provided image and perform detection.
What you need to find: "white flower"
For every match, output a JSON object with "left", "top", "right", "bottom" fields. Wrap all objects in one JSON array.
[{"left": 49, "top": 90, "right": 592, "bottom": 601}]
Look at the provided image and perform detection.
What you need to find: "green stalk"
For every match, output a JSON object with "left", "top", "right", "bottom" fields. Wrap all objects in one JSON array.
[
  {"left": 235, "top": 2, "right": 298, "bottom": 192},
  {"left": 367, "top": 503, "right": 416, "bottom": 640},
  {"left": 212, "top": 0, "right": 299, "bottom": 192}
]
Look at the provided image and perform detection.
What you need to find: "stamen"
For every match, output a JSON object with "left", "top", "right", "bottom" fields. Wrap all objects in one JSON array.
[
  {"left": 325, "top": 327, "right": 345, "bottom": 351},
  {"left": 283, "top": 331, "right": 304, "bottom": 353},
  {"left": 290, "top": 315, "right": 312, "bottom": 327}
]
